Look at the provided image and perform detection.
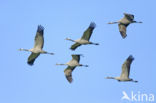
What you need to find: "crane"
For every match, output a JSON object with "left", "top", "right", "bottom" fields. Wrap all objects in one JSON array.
[
  {"left": 56, "top": 54, "right": 88, "bottom": 83},
  {"left": 66, "top": 22, "right": 99, "bottom": 50},
  {"left": 108, "top": 13, "right": 142, "bottom": 39},
  {"left": 105, "top": 55, "right": 138, "bottom": 82},
  {"left": 19, "top": 25, "right": 54, "bottom": 65}
]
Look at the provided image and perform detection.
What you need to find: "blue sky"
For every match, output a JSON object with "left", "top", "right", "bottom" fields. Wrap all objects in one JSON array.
[{"left": 0, "top": 0, "right": 155, "bottom": 103}]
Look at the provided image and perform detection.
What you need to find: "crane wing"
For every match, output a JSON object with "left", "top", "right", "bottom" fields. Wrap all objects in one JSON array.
[
  {"left": 81, "top": 22, "right": 96, "bottom": 41},
  {"left": 34, "top": 25, "right": 44, "bottom": 49},
  {"left": 64, "top": 66, "right": 76, "bottom": 83},
  {"left": 124, "top": 13, "right": 134, "bottom": 21},
  {"left": 72, "top": 55, "right": 80, "bottom": 63},
  {"left": 120, "top": 61, "right": 129, "bottom": 78},
  {"left": 70, "top": 43, "right": 81, "bottom": 50},
  {"left": 27, "top": 53, "right": 40, "bottom": 65},
  {"left": 120, "top": 55, "right": 134, "bottom": 78},
  {"left": 118, "top": 23, "right": 129, "bottom": 39}
]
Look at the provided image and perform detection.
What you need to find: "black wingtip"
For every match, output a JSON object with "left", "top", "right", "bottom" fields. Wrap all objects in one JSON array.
[
  {"left": 27, "top": 61, "right": 34, "bottom": 66},
  {"left": 120, "top": 32, "right": 127, "bottom": 39},
  {"left": 66, "top": 76, "right": 73, "bottom": 83},
  {"left": 37, "top": 25, "right": 44, "bottom": 32},
  {"left": 128, "top": 55, "right": 134, "bottom": 61},
  {"left": 122, "top": 35, "right": 127, "bottom": 39},
  {"left": 70, "top": 48, "right": 76, "bottom": 51},
  {"left": 89, "top": 22, "right": 96, "bottom": 29}
]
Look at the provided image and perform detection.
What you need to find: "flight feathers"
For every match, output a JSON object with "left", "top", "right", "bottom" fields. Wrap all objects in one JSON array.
[
  {"left": 89, "top": 22, "right": 96, "bottom": 29},
  {"left": 37, "top": 25, "right": 44, "bottom": 33}
]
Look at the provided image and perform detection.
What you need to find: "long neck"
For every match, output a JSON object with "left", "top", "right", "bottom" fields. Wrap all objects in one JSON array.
[
  {"left": 66, "top": 38, "right": 75, "bottom": 42},
  {"left": 19, "top": 48, "right": 30, "bottom": 52},
  {"left": 108, "top": 21, "right": 119, "bottom": 24},
  {"left": 56, "top": 63, "right": 67, "bottom": 66},
  {"left": 106, "top": 77, "right": 115, "bottom": 79}
]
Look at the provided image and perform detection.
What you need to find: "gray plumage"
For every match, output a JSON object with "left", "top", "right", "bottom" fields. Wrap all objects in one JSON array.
[
  {"left": 108, "top": 13, "right": 142, "bottom": 39},
  {"left": 66, "top": 22, "right": 99, "bottom": 50},
  {"left": 105, "top": 55, "right": 138, "bottom": 83},
  {"left": 27, "top": 25, "right": 44, "bottom": 65},
  {"left": 56, "top": 54, "right": 88, "bottom": 83},
  {"left": 64, "top": 66, "right": 76, "bottom": 83},
  {"left": 19, "top": 25, "right": 54, "bottom": 66}
]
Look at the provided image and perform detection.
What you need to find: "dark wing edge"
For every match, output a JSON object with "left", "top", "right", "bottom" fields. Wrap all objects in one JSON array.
[
  {"left": 126, "top": 55, "right": 134, "bottom": 77},
  {"left": 27, "top": 53, "right": 40, "bottom": 66},
  {"left": 64, "top": 66, "right": 76, "bottom": 83},
  {"left": 118, "top": 24, "right": 128, "bottom": 39},
  {"left": 34, "top": 25, "right": 44, "bottom": 49},
  {"left": 81, "top": 22, "right": 96, "bottom": 41},
  {"left": 72, "top": 55, "right": 80, "bottom": 63},
  {"left": 37, "top": 25, "right": 44, "bottom": 34},
  {"left": 70, "top": 43, "right": 81, "bottom": 50},
  {"left": 124, "top": 13, "right": 134, "bottom": 21}
]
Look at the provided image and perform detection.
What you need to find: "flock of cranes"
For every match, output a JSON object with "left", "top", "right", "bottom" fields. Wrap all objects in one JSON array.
[{"left": 19, "top": 13, "right": 142, "bottom": 83}]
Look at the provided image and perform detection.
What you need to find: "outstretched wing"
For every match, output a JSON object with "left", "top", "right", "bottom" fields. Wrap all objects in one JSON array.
[
  {"left": 120, "top": 61, "right": 129, "bottom": 78},
  {"left": 27, "top": 53, "right": 40, "bottom": 65},
  {"left": 118, "top": 23, "right": 129, "bottom": 39},
  {"left": 72, "top": 55, "right": 80, "bottom": 63},
  {"left": 70, "top": 43, "right": 81, "bottom": 50},
  {"left": 34, "top": 25, "right": 44, "bottom": 49},
  {"left": 124, "top": 13, "right": 134, "bottom": 21},
  {"left": 64, "top": 66, "right": 76, "bottom": 83},
  {"left": 120, "top": 55, "right": 134, "bottom": 78},
  {"left": 81, "top": 22, "right": 96, "bottom": 41}
]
